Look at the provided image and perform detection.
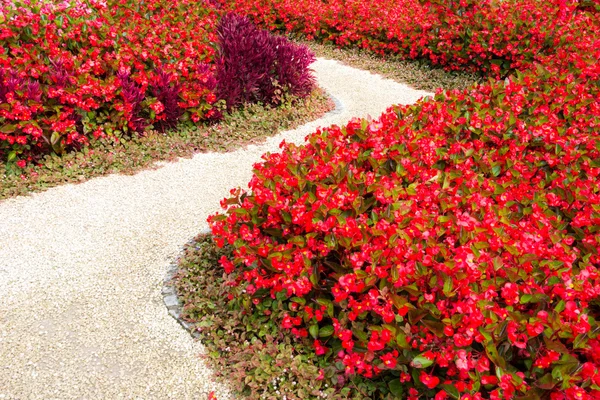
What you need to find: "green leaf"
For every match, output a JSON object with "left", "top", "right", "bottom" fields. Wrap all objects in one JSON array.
[
  {"left": 408, "top": 309, "right": 428, "bottom": 324},
  {"left": 319, "top": 325, "right": 334, "bottom": 338},
  {"left": 554, "top": 300, "right": 566, "bottom": 312},
  {"left": 521, "top": 294, "right": 533, "bottom": 304},
  {"left": 0, "top": 124, "right": 17, "bottom": 133},
  {"left": 50, "top": 131, "right": 61, "bottom": 145},
  {"left": 401, "top": 283, "right": 420, "bottom": 296},
  {"left": 443, "top": 276, "right": 454, "bottom": 297},
  {"left": 309, "top": 272, "right": 319, "bottom": 287},
  {"left": 315, "top": 298, "right": 331, "bottom": 308},
  {"left": 390, "top": 294, "right": 410, "bottom": 310},
  {"left": 421, "top": 318, "right": 444, "bottom": 337},
  {"left": 411, "top": 353, "right": 434, "bottom": 368},
  {"left": 543, "top": 336, "right": 569, "bottom": 354},
  {"left": 388, "top": 379, "right": 404, "bottom": 397},
  {"left": 485, "top": 341, "right": 507, "bottom": 369},
  {"left": 353, "top": 327, "right": 368, "bottom": 342},
  {"left": 290, "top": 296, "right": 305, "bottom": 306},
  {"left": 441, "top": 383, "right": 460, "bottom": 399},
  {"left": 396, "top": 331, "right": 409, "bottom": 349},
  {"left": 534, "top": 373, "right": 557, "bottom": 390},
  {"left": 309, "top": 324, "right": 319, "bottom": 339}
]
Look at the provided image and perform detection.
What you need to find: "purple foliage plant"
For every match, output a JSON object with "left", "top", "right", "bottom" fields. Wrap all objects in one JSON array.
[
  {"left": 215, "top": 12, "right": 315, "bottom": 109},
  {"left": 0, "top": 67, "right": 24, "bottom": 103},
  {"left": 48, "top": 59, "right": 73, "bottom": 88},
  {"left": 116, "top": 69, "right": 147, "bottom": 135},
  {"left": 151, "top": 66, "right": 183, "bottom": 133},
  {"left": 272, "top": 36, "right": 316, "bottom": 100},
  {"left": 25, "top": 80, "right": 42, "bottom": 103}
]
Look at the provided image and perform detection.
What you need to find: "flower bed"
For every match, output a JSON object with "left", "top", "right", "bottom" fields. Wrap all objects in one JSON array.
[
  {"left": 206, "top": 1, "right": 600, "bottom": 398},
  {"left": 0, "top": 0, "right": 219, "bottom": 164},
  {"left": 223, "top": 0, "right": 599, "bottom": 77},
  {"left": 0, "top": 1, "right": 315, "bottom": 169}
]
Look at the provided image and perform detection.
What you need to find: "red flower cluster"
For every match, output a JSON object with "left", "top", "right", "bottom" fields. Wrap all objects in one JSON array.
[
  {"left": 223, "top": 0, "right": 594, "bottom": 76},
  {"left": 1, "top": 2, "right": 315, "bottom": 168},
  {"left": 209, "top": 2, "right": 600, "bottom": 397},
  {"left": 0, "top": 0, "right": 218, "bottom": 164}
]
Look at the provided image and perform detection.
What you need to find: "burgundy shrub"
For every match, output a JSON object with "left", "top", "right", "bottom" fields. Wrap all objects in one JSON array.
[
  {"left": 0, "top": 67, "right": 23, "bottom": 103},
  {"left": 116, "top": 70, "right": 147, "bottom": 135},
  {"left": 197, "top": 63, "right": 218, "bottom": 92},
  {"left": 25, "top": 80, "right": 42, "bottom": 103},
  {"left": 216, "top": 12, "right": 277, "bottom": 109},
  {"left": 151, "top": 67, "right": 184, "bottom": 133},
  {"left": 48, "top": 59, "right": 73, "bottom": 88},
  {"left": 0, "top": 67, "right": 9, "bottom": 103},
  {"left": 272, "top": 36, "right": 316, "bottom": 100},
  {"left": 215, "top": 12, "right": 315, "bottom": 109}
]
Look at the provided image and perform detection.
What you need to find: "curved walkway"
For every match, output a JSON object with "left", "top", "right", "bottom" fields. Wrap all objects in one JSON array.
[{"left": 0, "top": 59, "right": 431, "bottom": 399}]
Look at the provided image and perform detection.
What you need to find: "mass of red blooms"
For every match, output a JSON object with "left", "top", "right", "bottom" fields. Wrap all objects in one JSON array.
[
  {"left": 0, "top": 1, "right": 315, "bottom": 167},
  {"left": 210, "top": 0, "right": 600, "bottom": 398},
  {"left": 223, "top": 0, "right": 600, "bottom": 77},
  {"left": 0, "top": 0, "right": 220, "bottom": 164}
]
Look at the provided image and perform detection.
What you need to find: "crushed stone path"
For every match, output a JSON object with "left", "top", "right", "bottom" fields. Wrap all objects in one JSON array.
[{"left": 0, "top": 58, "right": 431, "bottom": 400}]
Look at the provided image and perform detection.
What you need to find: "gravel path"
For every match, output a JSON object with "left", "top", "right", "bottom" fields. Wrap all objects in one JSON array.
[{"left": 0, "top": 58, "right": 431, "bottom": 400}]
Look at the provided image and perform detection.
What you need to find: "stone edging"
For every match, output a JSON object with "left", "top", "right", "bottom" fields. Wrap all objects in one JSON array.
[{"left": 162, "top": 227, "right": 212, "bottom": 339}]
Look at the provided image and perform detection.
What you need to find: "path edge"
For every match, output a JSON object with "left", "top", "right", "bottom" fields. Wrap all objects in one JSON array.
[{"left": 162, "top": 90, "right": 345, "bottom": 337}]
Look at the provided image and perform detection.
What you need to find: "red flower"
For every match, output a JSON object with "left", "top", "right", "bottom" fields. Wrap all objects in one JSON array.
[
  {"left": 313, "top": 340, "right": 328, "bottom": 356},
  {"left": 481, "top": 375, "right": 498, "bottom": 385},
  {"left": 420, "top": 371, "right": 440, "bottom": 389},
  {"left": 219, "top": 256, "right": 235, "bottom": 274},
  {"left": 380, "top": 351, "right": 398, "bottom": 369}
]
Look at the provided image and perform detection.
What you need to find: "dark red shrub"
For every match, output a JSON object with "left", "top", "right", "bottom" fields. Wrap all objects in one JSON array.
[
  {"left": 116, "top": 69, "right": 147, "bottom": 135},
  {"left": 0, "top": 67, "right": 22, "bottom": 102},
  {"left": 215, "top": 12, "right": 315, "bottom": 109},
  {"left": 48, "top": 59, "right": 74, "bottom": 89},
  {"left": 272, "top": 35, "right": 316, "bottom": 101},
  {"left": 24, "top": 80, "right": 42, "bottom": 103},
  {"left": 150, "top": 67, "right": 183, "bottom": 133},
  {"left": 215, "top": 13, "right": 277, "bottom": 108}
]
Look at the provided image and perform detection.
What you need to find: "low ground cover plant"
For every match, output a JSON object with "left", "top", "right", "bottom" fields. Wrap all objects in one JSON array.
[
  {"left": 0, "top": 88, "right": 333, "bottom": 199},
  {"left": 183, "top": 1, "right": 600, "bottom": 399},
  {"left": 176, "top": 234, "right": 341, "bottom": 399},
  {"left": 0, "top": 1, "right": 315, "bottom": 171}
]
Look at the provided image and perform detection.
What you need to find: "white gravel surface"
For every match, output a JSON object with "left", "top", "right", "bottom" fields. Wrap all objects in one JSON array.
[{"left": 0, "top": 58, "right": 431, "bottom": 400}]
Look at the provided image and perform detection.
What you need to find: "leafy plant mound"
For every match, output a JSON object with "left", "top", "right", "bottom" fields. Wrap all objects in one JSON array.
[
  {"left": 0, "top": 88, "right": 333, "bottom": 200},
  {"left": 222, "top": 0, "right": 598, "bottom": 78},
  {"left": 0, "top": 0, "right": 219, "bottom": 165},
  {"left": 209, "top": 74, "right": 600, "bottom": 398},
  {"left": 175, "top": 234, "right": 339, "bottom": 399},
  {"left": 204, "top": 1, "right": 600, "bottom": 398},
  {"left": 0, "top": 2, "right": 316, "bottom": 169},
  {"left": 215, "top": 12, "right": 316, "bottom": 110}
]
